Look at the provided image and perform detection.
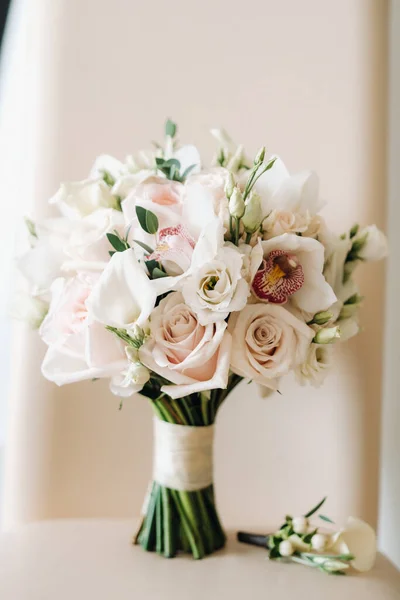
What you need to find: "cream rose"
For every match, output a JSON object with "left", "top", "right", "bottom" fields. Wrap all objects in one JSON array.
[
  {"left": 139, "top": 292, "right": 232, "bottom": 399},
  {"left": 228, "top": 304, "right": 314, "bottom": 390}
]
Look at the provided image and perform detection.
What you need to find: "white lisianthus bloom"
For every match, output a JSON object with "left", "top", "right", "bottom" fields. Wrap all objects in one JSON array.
[
  {"left": 354, "top": 225, "right": 388, "bottom": 262},
  {"left": 182, "top": 246, "right": 249, "bottom": 325},
  {"left": 90, "top": 154, "right": 126, "bottom": 181},
  {"left": 330, "top": 517, "right": 377, "bottom": 572},
  {"left": 253, "top": 233, "right": 336, "bottom": 314},
  {"left": 86, "top": 249, "right": 157, "bottom": 329},
  {"left": 17, "top": 217, "right": 72, "bottom": 294},
  {"left": 12, "top": 292, "right": 48, "bottom": 329},
  {"left": 50, "top": 178, "right": 120, "bottom": 219},
  {"left": 40, "top": 276, "right": 128, "bottom": 385},
  {"left": 139, "top": 292, "right": 232, "bottom": 399},
  {"left": 295, "top": 343, "right": 333, "bottom": 387},
  {"left": 63, "top": 208, "right": 126, "bottom": 272},
  {"left": 228, "top": 304, "right": 314, "bottom": 391},
  {"left": 109, "top": 351, "right": 150, "bottom": 398}
]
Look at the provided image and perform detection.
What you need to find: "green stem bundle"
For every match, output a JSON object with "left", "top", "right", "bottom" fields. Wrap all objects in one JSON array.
[{"left": 135, "top": 374, "right": 242, "bottom": 559}]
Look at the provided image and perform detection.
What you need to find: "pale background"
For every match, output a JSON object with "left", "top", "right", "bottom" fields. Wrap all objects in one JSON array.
[{"left": 0, "top": 0, "right": 397, "bottom": 568}]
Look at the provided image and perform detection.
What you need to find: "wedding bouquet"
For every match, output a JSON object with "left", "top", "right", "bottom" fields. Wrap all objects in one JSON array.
[{"left": 16, "top": 120, "right": 387, "bottom": 559}]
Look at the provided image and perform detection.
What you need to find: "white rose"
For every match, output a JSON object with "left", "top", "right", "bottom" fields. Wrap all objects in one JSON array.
[
  {"left": 182, "top": 246, "right": 249, "bottom": 325},
  {"left": 50, "top": 178, "right": 119, "bottom": 218},
  {"left": 139, "top": 292, "right": 232, "bottom": 399},
  {"left": 86, "top": 249, "right": 157, "bottom": 329},
  {"left": 228, "top": 303, "right": 314, "bottom": 390},
  {"left": 355, "top": 225, "right": 388, "bottom": 262},
  {"left": 253, "top": 233, "right": 336, "bottom": 315},
  {"left": 295, "top": 344, "right": 333, "bottom": 387}
]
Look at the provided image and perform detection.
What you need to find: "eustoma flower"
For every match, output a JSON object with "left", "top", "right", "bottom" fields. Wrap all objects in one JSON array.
[
  {"left": 139, "top": 292, "right": 232, "bottom": 399},
  {"left": 182, "top": 245, "right": 249, "bottom": 324}
]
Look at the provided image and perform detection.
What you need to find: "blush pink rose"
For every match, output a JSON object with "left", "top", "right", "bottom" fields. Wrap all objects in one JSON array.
[
  {"left": 122, "top": 176, "right": 184, "bottom": 233},
  {"left": 139, "top": 291, "right": 232, "bottom": 399},
  {"left": 40, "top": 275, "right": 128, "bottom": 386}
]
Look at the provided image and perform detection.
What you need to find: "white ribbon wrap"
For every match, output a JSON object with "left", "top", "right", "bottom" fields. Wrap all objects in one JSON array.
[{"left": 153, "top": 418, "right": 215, "bottom": 491}]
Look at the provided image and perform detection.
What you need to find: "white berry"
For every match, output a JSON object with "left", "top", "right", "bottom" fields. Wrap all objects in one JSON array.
[
  {"left": 311, "top": 533, "right": 327, "bottom": 552},
  {"left": 292, "top": 516, "right": 309, "bottom": 535},
  {"left": 279, "top": 540, "right": 294, "bottom": 557}
]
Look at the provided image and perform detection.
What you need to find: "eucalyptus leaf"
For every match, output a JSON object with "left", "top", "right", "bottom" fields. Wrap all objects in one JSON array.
[
  {"left": 133, "top": 239, "right": 154, "bottom": 255},
  {"left": 152, "top": 268, "right": 168, "bottom": 279},
  {"left": 136, "top": 206, "right": 159, "bottom": 234},
  {"left": 165, "top": 119, "right": 177, "bottom": 138},
  {"left": 181, "top": 163, "right": 197, "bottom": 179},
  {"left": 107, "top": 232, "right": 127, "bottom": 252}
]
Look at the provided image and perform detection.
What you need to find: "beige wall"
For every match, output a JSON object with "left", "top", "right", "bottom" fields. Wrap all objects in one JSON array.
[
  {"left": 1, "top": 0, "right": 388, "bottom": 535},
  {"left": 379, "top": 0, "right": 400, "bottom": 569}
]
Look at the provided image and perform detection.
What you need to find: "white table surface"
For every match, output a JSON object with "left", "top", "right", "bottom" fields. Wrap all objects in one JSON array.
[{"left": 0, "top": 520, "right": 399, "bottom": 600}]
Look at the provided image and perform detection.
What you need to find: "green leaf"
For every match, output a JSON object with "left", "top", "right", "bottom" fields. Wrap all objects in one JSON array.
[
  {"left": 181, "top": 164, "right": 197, "bottom": 179},
  {"left": 305, "top": 497, "right": 327, "bottom": 518},
  {"left": 152, "top": 268, "right": 168, "bottom": 279},
  {"left": 132, "top": 239, "right": 154, "bottom": 255},
  {"left": 109, "top": 250, "right": 116, "bottom": 257},
  {"left": 165, "top": 119, "right": 177, "bottom": 138},
  {"left": 24, "top": 217, "right": 37, "bottom": 238},
  {"left": 101, "top": 170, "right": 116, "bottom": 187},
  {"left": 303, "top": 528, "right": 318, "bottom": 544},
  {"left": 319, "top": 514, "right": 335, "bottom": 524},
  {"left": 163, "top": 158, "right": 180, "bottom": 169},
  {"left": 349, "top": 224, "right": 359, "bottom": 238},
  {"left": 269, "top": 546, "right": 281, "bottom": 559},
  {"left": 145, "top": 259, "right": 159, "bottom": 276},
  {"left": 155, "top": 157, "right": 166, "bottom": 167},
  {"left": 107, "top": 232, "right": 127, "bottom": 252},
  {"left": 135, "top": 206, "right": 159, "bottom": 235}
]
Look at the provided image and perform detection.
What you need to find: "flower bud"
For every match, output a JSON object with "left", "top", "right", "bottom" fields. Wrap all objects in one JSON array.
[
  {"left": 353, "top": 225, "right": 388, "bottom": 262},
  {"left": 310, "top": 311, "right": 333, "bottom": 326},
  {"left": 125, "top": 346, "right": 139, "bottom": 362},
  {"left": 254, "top": 146, "right": 266, "bottom": 165},
  {"left": 225, "top": 172, "right": 235, "bottom": 199},
  {"left": 242, "top": 192, "right": 263, "bottom": 233},
  {"left": 229, "top": 188, "right": 245, "bottom": 219},
  {"left": 292, "top": 516, "right": 309, "bottom": 535},
  {"left": 311, "top": 533, "right": 327, "bottom": 552},
  {"left": 279, "top": 540, "right": 294, "bottom": 557},
  {"left": 129, "top": 363, "right": 150, "bottom": 386},
  {"left": 313, "top": 326, "right": 340, "bottom": 344},
  {"left": 227, "top": 144, "right": 245, "bottom": 172}
]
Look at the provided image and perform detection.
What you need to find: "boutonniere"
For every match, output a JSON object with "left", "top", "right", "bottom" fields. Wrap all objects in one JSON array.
[{"left": 238, "top": 497, "right": 376, "bottom": 575}]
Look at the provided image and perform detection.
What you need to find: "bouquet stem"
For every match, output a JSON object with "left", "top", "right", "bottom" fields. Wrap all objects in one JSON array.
[{"left": 134, "top": 380, "right": 241, "bottom": 559}]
